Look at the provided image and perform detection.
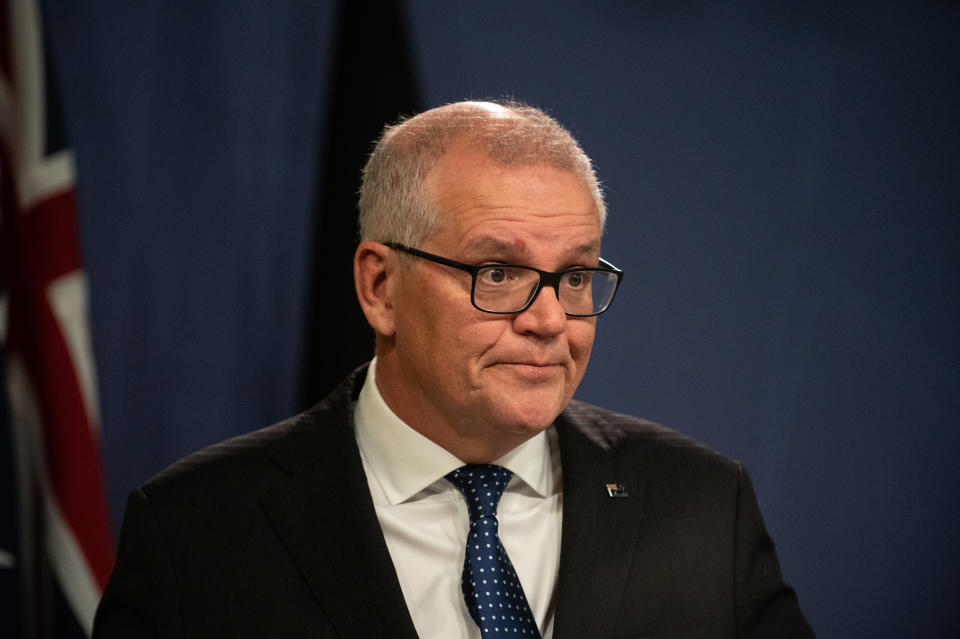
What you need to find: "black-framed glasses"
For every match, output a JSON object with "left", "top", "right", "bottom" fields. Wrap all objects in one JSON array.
[{"left": 386, "top": 242, "right": 623, "bottom": 317}]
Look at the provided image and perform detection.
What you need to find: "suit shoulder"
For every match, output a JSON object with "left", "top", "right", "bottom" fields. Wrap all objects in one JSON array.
[
  {"left": 137, "top": 368, "right": 364, "bottom": 509},
  {"left": 560, "top": 399, "right": 741, "bottom": 473},
  {"left": 139, "top": 406, "right": 323, "bottom": 504}
]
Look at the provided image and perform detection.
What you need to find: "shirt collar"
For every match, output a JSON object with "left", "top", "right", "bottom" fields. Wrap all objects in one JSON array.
[{"left": 354, "top": 358, "right": 555, "bottom": 505}]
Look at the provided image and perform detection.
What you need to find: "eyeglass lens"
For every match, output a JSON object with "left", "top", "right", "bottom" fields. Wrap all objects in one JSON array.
[{"left": 473, "top": 266, "right": 618, "bottom": 315}]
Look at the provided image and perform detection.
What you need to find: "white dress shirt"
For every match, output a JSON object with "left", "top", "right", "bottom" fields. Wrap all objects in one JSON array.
[{"left": 353, "top": 359, "right": 563, "bottom": 639}]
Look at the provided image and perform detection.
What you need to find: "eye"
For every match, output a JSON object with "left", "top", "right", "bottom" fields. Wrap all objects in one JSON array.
[
  {"left": 477, "top": 266, "right": 530, "bottom": 290},
  {"left": 564, "top": 271, "right": 587, "bottom": 288},
  {"left": 484, "top": 267, "right": 507, "bottom": 284}
]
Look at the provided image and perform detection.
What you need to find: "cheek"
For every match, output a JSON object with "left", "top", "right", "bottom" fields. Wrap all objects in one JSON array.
[
  {"left": 569, "top": 321, "right": 597, "bottom": 362},
  {"left": 397, "top": 274, "right": 455, "bottom": 339},
  {"left": 455, "top": 317, "right": 512, "bottom": 358}
]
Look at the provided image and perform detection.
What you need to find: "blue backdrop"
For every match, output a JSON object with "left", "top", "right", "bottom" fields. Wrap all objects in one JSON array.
[{"left": 36, "top": 1, "right": 960, "bottom": 637}]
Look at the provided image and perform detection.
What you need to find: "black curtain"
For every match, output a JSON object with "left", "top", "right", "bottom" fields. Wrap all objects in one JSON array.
[{"left": 300, "top": 0, "right": 422, "bottom": 407}]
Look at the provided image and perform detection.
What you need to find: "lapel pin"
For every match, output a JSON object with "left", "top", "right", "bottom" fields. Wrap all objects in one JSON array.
[{"left": 605, "top": 483, "right": 629, "bottom": 498}]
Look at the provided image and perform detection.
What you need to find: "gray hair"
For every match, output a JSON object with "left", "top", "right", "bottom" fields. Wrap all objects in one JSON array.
[{"left": 358, "top": 100, "right": 606, "bottom": 247}]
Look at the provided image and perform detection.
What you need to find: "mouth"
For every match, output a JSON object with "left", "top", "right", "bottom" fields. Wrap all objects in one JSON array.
[{"left": 495, "top": 361, "right": 564, "bottom": 380}]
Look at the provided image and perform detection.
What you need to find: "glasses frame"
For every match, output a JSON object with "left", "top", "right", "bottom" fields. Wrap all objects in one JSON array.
[{"left": 385, "top": 242, "right": 623, "bottom": 317}]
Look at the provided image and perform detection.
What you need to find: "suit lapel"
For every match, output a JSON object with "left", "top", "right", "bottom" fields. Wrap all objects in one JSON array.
[
  {"left": 255, "top": 373, "right": 651, "bottom": 639},
  {"left": 552, "top": 406, "right": 649, "bottom": 639},
  {"left": 260, "top": 371, "right": 420, "bottom": 639}
]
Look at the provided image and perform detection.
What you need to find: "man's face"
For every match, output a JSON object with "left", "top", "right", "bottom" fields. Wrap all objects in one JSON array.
[{"left": 377, "top": 147, "right": 601, "bottom": 459}]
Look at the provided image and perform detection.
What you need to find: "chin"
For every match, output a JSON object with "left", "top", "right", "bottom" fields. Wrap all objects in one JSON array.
[{"left": 493, "top": 388, "right": 570, "bottom": 433}]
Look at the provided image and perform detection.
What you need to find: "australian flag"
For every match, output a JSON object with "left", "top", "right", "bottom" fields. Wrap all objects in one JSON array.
[{"left": 1, "top": 1, "right": 115, "bottom": 636}]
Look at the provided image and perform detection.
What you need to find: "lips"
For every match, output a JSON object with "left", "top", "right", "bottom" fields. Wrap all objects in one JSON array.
[
  {"left": 494, "top": 361, "right": 564, "bottom": 382},
  {"left": 501, "top": 361, "right": 559, "bottom": 367},
  {"left": 495, "top": 358, "right": 565, "bottom": 370}
]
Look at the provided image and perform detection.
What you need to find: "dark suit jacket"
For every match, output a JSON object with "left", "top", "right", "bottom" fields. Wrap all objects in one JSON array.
[{"left": 93, "top": 366, "right": 814, "bottom": 638}]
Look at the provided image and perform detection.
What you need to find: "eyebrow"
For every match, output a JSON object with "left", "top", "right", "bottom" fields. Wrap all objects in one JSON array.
[
  {"left": 464, "top": 237, "right": 601, "bottom": 257},
  {"left": 463, "top": 237, "right": 515, "bottom": 256},
  {"left": 574, "top": 239, "right": 602, "bottom": 255}
]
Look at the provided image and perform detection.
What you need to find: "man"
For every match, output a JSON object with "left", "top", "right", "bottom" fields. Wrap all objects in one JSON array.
[{"left": 94, "top": 101, "right": 814, "bottom": 638}]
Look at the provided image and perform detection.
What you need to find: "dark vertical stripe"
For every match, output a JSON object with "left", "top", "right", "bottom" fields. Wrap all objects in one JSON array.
[
  {"left": 300, "top": 0, "right": 421, "bottom": 407},
  {"left": 0, "top": 369, "right": 23, "bottom": 639},
  {"left": 40, "top": 2, "right": 67, "bottom": 155}
]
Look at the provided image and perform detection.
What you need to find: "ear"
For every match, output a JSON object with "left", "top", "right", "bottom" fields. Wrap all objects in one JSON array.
[{"left": 354, "top": 241, "right": 397, "bottom": 337}]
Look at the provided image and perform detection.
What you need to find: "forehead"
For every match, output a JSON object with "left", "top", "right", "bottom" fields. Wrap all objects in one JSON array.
[{"left": 425, "top": 149, "right": 601, "bottom": 260}]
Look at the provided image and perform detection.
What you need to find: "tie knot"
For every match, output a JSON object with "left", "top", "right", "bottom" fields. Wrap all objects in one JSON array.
[{"left": 445, "top": 464, "right": 514, "bottom": 521}]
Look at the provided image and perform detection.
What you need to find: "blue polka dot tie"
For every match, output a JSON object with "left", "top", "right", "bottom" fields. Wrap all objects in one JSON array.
[{"left": 445, "top": 464, "right": 541, "bottom": 638}]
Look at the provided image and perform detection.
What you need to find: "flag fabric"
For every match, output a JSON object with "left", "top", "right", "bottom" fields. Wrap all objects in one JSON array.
[{"left": 1, "top": 0, "right": 114, "bottom": 635}]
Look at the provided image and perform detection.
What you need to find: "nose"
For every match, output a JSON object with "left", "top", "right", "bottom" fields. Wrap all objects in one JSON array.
[{"left": 512, "top": 284, "right": 566, "bottom": 336}]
